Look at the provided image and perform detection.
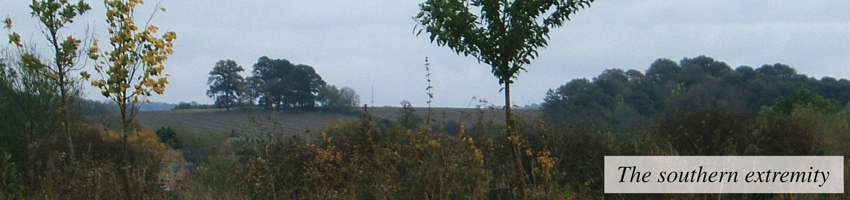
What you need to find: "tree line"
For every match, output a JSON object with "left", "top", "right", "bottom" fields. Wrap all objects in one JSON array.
[
  {"left": 206, "top": 57, "right": 359, "bottom": 112},
  {"left": 542, "top": 55, "right": 850, "bottom": 133}
]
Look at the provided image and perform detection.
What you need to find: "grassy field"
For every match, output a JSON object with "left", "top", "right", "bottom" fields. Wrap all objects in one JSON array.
[{"left": 89, "top": 106, "right": 538, "bottom": 137}]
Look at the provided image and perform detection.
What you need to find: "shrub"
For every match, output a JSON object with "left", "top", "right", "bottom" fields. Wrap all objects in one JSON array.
[
  {"left": 182, "top": 156, "right": 243, "bottom": 199},
  {"left": 12, "top": 123, "right": 175, "bottom": 199},
  {"left": 172, "top": 126, "right": 230, "bottom": 163},
  {"left": 156, "top": 126, "right": 184, "bottom": 149},
  {"left": 645, "top": 103, "right": 752, "bottom": 155}
]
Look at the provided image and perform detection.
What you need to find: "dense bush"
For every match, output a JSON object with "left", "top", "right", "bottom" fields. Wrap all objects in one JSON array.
[
  {"left": 156, "top": 126, "right": 184, "bottom": 149},
  {"left": 174, "top": 109, "right": 556, "bottom": 199},
  {"left": 0, "top": 122, "right": 178, "bottom": 199},
  {"left": 157, "top": 92, "right": 850, "bottom": 199},
  {"left": 173, "top": 101, "right": 215, "bottom": 110},
  {"left": 4, "top": 93, "right": 850, "bottom": 199},
  {"left": 182, "top": 128, "right": 231, "bottom": 163},
  {"left": 182, "top": 155, "right": 242, "bottom": 199}
]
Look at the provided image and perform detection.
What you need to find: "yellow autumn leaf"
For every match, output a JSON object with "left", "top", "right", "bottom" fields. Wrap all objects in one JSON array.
[
  {"left": 3, "top": 17, "right": 11, "bottom": 29},
  {"left": 9, "top": 32, "right": 23, "bottom": 47},
  {"left": 142, "top": 55, "right": 154, "bottom": 64},
  {"left": 144, "top": 79, "right": 155, "bottom": 87},
  {"left": 66, "top": 36, "right": 77, "bottom": 46},
  {"left": 153, "top": 86, "right": 164, "bottom": 94}
]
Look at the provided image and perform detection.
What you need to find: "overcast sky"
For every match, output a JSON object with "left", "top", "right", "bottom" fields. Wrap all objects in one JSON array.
[{"left": 3, "top": 1, "right": 849, "bottom": 108}]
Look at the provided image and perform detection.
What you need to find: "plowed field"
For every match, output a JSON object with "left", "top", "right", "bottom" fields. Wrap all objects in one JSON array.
[{"left": 90, "top": 107, "right": 537, "bottom": 137}]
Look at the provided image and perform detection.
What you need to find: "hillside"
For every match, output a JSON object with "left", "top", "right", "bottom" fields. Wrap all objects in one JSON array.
[{"left": 89, "top": 107, "right": 538, "bottom": 137}]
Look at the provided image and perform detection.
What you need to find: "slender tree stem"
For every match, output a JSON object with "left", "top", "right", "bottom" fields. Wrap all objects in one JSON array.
[
  {"left": 119, "top": 102, "right": 134, "bottom": 200},
  {"left": 47, "top": 20, "right": 76, "bottom": 159},
  {"left": 505, "top": 82, "right": 527, "bottom": 199}
]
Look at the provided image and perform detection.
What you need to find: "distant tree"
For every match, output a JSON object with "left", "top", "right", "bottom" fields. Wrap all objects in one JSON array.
[
  {"left": 250, "top": 56, "right": 325, "bottom": 109},
  {"left": 625, "top": 69, "right": 646, "bottom": 82},
  {"left": 680, "top": 55, "right": 731, "bottom": 78},
  {"left": 543, "top": 55, "right": 850, "bottom": 129},
  {"left": 242, "top": 76, "right": 262, "bottom": 106},
  {"left": 251, "top": 57, "right": 281, "bottom": 108},
  {"left": 339, "top": 87, "right": 360, "bottom": 107},
  {"left": 773, "top": 88, "right": 842, "bottom": 115},
  {"left": 318, "top": 84, "right": 360, "bottom": 112},
  {"left": 317, "top": 84, "right": 339, "bottom": 107},
  {"left": 77, "top": 98, "right": 119, "bottom": 115},
  {"left": 646, "top": 58, "right": 680, "bottom": 85},
  {"left": 415, "top": 1, "right": 594, "bottom": 195},
  {"left": 544, "top": 67, "right": 669, "bottom": 131},
  {"left": 542, "top": 78, "right": 611, "bottom": 125},
  {"left": 397, "top": 100, "right": 422, "bottom": 129},
  {"left": 173, "top": 101, "right": 214, "bottom": 110},
  {"left": 735, "top": 65, "right": 757, "bottom": 78},
  {"left": 757, "top": 63, "right": 801, "bottom": 81},
  {"left": 594, "top": 68, "right": 629, "bottom": 97},
  {"left": 286, "top": 64, "right": 324, "bottom": 108},
  {"left": 207, "top": 60, "right": 245, "bottom": 111},
  {"left": 816, "top": 77, "right": 850, "bottom": 104}
]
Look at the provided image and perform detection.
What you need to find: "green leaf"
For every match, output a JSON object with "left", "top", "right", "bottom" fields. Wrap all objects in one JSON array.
[{"left": 80, "top": 71, "right": 91, "bottom": 79}]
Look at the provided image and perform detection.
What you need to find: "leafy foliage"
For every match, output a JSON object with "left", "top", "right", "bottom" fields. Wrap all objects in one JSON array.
[
  {"left": 773, "top": 88, "right": 842, "bottom": 115},
  {"left": 317, "top": 84, "right": 360, "bottom": 112},
  {"left": 397, "top": 100, "right": 423, "bottom": 129},
  {"left": 207, "top": 60, "right": 246, "bottom": 110},
  {"left": 416, "top": 2, "right": 595, "bottom": 195},
  {"left": 185, "top": 156, "right": 241, "bottom": 199},
  {"left": 88, "top": 0, "right": 177, "bottom": 112},
  {"left": 173, "top": 101, "right": 215, "bottom": 110},
  {"left": 0, "top": 48, "right": 65, "bottom": 165},
  {"left": 171, "top": 126, "right": 231, "bottom": 163},
  {"left": 6, "top": 0, "right": 92, "bottom": 159},
  {"left": 249, "top": 56, "right": 325, "bottom": 109},
  {"left": 415, "top": 0, "right": 594, "bottom": 84},
  {"left": 77, "top": 98, "right": 120, "bottom": 115},
  {"left": 86, "top": 0, "right": 177, "bottom": 198},
  {"left": 155, "top": 126, "right": 183, "bottom": 149},
  {"left": 543, "top": 55, "right": 850, "bottom": 133}
]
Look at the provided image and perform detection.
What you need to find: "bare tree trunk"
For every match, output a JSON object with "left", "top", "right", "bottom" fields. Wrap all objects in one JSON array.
[
  {"left": 119, "top": 105, "right": 134, "bottom": 200},
  {"left": 504, "top": 82, "right": 527, "bottom": 199},
  {"left": 59, "top": 82, "right": 75, "bottom": 159}
]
